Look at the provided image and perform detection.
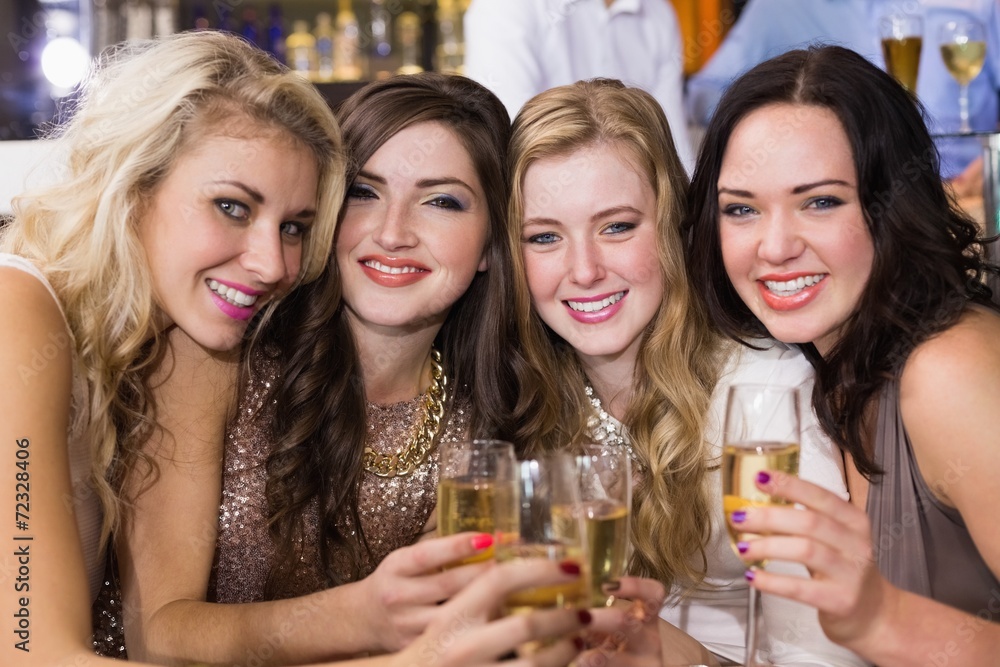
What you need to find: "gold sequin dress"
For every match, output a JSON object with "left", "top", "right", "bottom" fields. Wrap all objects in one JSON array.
[{"left": 211, "top": 355, "right": 471, "bottom": 603}]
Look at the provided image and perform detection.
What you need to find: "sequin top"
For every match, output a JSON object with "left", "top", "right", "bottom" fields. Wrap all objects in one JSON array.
[{"left": 211, "top": 355, "right": 471, "bottom": 603}]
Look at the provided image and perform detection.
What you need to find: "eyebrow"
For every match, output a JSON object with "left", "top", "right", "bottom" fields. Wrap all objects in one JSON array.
[
  {"left": 216, "top": 180, "right": 316, "bottom": 219},
  {"left": 356, "top": 170, "right": 475, "bottom": 193},
  {"left": 718, "top": 179, "right": 853, "bottom": 198},
  {"left": 523, "top": 205, "right": 644, "bottom": 228}
]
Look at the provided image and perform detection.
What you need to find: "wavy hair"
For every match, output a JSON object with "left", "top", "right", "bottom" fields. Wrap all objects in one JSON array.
[
  {"left": 0, "top": 30, "right": 344, "bottom": 547},
  {"left": 508, "top": 79, "right": 725, "bottom": 589},
  {"left": 686, "top": 46, "right": 997, "bottom": 476},
  {"left": 259, "top": 72, "right": 516, "bottom": 591}
]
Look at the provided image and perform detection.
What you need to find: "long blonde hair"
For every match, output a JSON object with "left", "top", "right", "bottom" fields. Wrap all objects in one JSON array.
[
  {"left": 508, "top": 79, "right": 724, "bottom": 589},
  {"left": 0, "top": 31, "right": 344, "bottom": 547}
]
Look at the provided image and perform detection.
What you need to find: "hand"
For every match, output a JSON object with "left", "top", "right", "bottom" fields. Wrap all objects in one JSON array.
[
  {"left": 357, "top": 532, "right": 496, "bottom": 652},
  {"left": 389, "top": 558, "right": 588, "bottom": 667},
  {"left": 576, "top": 577, "right": 666, "bottom": 667},
  {"left": 948, "top": 156, "right": 984, "bottom": 200},
  {"left": 730, "top": 471, "right": 899, "bottom": 654}
]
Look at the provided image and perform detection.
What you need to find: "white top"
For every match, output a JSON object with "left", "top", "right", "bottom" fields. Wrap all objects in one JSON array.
[
  {"left": 0, "top": 253, "right": 103, "bottom": 601},
  {"left": 463, "top": 0, "right": 695, "bottom": 174},
  {"left": 658, "top": 341, "right": 870, "bottom": 666}
]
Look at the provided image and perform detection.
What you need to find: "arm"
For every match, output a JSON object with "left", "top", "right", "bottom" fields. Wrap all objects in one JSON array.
[
  {"left": 732, "top": 311, "right": 1000, "bottom": 665},
  {"left": 463, "top": 0, "right": 541, "bottom": 120},
  {"left": 0, "top": 268, "right": 131, "bottom": 666}
]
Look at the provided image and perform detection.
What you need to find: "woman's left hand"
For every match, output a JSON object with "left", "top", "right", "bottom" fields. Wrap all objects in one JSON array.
[{"left": 575, "top": 577, "right": 665, "bottom": 667}]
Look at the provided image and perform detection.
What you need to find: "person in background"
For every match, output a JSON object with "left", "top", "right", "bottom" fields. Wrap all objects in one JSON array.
[
  {"left": 687, "top": 44, "right": 1000, "bottom": 665},
  {"left": 464, "top": 0, "right": 695, "bottom": 174},
  {"left": 508, "top": 78, "right": 867, "bottom": 666},
  {"left": 687, "top": 0, "right": 1000, "bottom": 180}
]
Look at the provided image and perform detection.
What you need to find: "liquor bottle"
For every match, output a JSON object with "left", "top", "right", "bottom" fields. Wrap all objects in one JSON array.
[
  {"left": 191, "top": 1, "right": 209, "bottom": 30},
  {"left": 333, "top": 0, "right": 364, "bottom": 81},
  {"left": 285, "top": 20, "right": 317, "bottom": 79},
  {"left": 313, "top": 12, "right": 335, "bottom": 81},
  {"left": 435, "top": 0, "right": 464, "bottom": 74},
  {"left": 153, "top": 0, "right": 177, "bottom": 37},
  {"left": 123, "top": 0, "right": 153, "bottom": 40},
  {"left": 266, "top": 4, "right": 285, "bottom": 63},
  {"left": 241, "top": 6, "right": 261, "bottom": 47},
  {"left": 396, "top": 11, "right": 423, "bottom": 75},
  {"left": 370, "top": 0, "right": 393, "bottom": 80}
]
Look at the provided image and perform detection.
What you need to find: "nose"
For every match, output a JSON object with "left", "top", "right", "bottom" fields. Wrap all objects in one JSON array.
[
  {"left": 756, "top": 211, "right": 805, "bottom": 266},
  {"left": 567, "top": 237, "right": 606, "bottom": 287},
  {"left": 372, "top": 201, "right": 418, "bottom": 250},
  {"left": 241, "top": 224, "right": 292, "bottom": 286}
]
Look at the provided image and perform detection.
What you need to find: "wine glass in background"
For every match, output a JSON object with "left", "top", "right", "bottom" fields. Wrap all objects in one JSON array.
[
  {"left": 494, "top": 452, "right": 588, "bottom": 616},
  {"left": 879, "top": 13, "right": 923, "bottom": 94},
  {"left": 939, "top": 19, "right": 987, "bottom": 133},
  {"left": 437, "top": 439, "right": 516, "bottom": 565},
  {"left": 574, "top": 443, "right": 631, "bottom": 608},
  {"left": 722, "top": 384, "right": 801, "bottom": 667}
]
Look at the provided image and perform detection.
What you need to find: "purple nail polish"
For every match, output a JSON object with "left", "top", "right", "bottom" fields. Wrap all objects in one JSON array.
[
  {"left": 731, "top": 509, "right": 747, "bottom": 523},
  {"left": 745, "top": 569, "right": 755, "bottom": 582},
  {"left": 756, "top": 471, "right": 771, "bottom": 485},
  {"left": 737, "top": 541, "right": 750, "bottom": 554}
]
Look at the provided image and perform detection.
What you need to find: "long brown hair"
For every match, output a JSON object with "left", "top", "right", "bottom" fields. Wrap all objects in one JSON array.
[
  {"left": 508, "top": 79, "right": 725, "bottom": 589},
  {"left": 257, "top": 73, "right": 516, "bottom": 591}
]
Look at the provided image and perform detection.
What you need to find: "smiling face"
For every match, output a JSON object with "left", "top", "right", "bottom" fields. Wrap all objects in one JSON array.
[
  {"left": 520, "top": 142, "right": 662, "bottom": 373},
  {"left": 335, "top": 121, "right": 490, "bottom": 337},
  {"left": 717, "top": 103, "right": 875, "bottom": 356},
  {"left": 138, "top": 126, "right": 319, "bottom": 352}
]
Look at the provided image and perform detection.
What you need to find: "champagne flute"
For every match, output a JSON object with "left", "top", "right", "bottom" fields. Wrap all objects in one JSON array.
[
  {"left": 879, "top": 13, "right": 923, "bottom": 94},
  {"left": 722, "top": 384, "right": 801, "bottom": 667},
  {"left": 574, "top": 443, "right": 631, "bottom": 607},
  {"left": 437, "top": 439, "right": 516, "bottom": 565},
  {"left": 939, "top": 19, "right": 987, "bottom": 133},
  {"left": 494, "top": 452, "right": 588, "bottom": 616}
]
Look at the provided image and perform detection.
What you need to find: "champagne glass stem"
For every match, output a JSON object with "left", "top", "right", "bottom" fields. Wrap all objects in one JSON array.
[
  {"left": 959, "top": 83, "right": 971, "bottom": 133},
  {"left": 745, "top": 584, "right": 763, "bottom": 667}
]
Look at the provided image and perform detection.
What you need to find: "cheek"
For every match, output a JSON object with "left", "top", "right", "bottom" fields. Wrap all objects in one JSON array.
[{"left": 522, "top": 253, "right": 554, "bottom": 301}]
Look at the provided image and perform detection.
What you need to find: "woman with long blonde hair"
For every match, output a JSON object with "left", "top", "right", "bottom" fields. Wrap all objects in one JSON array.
[{"left": 508, "top": 78, "right": 866, "bottom": 665}]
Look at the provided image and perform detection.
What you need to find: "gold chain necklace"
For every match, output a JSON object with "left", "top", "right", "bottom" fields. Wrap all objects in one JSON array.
[{"left": 363, "top": 348, "right": 448, "bottom": 477}]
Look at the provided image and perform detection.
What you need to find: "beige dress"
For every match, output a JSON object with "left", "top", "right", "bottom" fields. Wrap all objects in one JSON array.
[{"left": 211, "top": 354, "right": 471, "bottom": 602}]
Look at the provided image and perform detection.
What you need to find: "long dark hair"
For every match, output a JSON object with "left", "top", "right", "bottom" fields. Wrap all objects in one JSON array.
[
  {"left": 256, "top": 73, "right": 515, "bottom": 591},
  {"left": 686, "top": 46, "right": 997, "bottom": 476}
]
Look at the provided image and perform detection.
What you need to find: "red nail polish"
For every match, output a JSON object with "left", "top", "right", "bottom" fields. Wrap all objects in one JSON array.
[
  {"left": 471, "top": 534, "right": 493, "bottom": 550},
  {"left": 577, "top": 609, "right": 592, "bottom": 625},
  {"left": 572, "top": 636, "right": 585, "bottom": 650},
  {"left": 559, "top": 561, "right": 581, "bottom": 575}
]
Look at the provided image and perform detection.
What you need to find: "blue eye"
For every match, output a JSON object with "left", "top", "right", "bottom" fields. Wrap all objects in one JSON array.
[
  {"left": 428, "top": 194, "right": 463, "bottom": 210},
  {"left": 721, "top": 204, "right": 756, "bottom": 218},
  {"left": 808, "top": 196, "right": 843, "bottom": 210},
  {"left": 216, "top": 199, "right": 250, "bottom": 219},
  {"left": 347, "top": 183, "right": 377, "bottom": 200},
  {"left": 603, "top": 222, "right": 636, "bottom": 235},
  {"left": 525, "top": 232, "right": 560, "bottom": 245}
]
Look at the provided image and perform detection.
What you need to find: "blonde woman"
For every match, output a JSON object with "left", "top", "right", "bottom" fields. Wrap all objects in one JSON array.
[{"left": 508, "top": 79, "right": 867, "bottom": 665}]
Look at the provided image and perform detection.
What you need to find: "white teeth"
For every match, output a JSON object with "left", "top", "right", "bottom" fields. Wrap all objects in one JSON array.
[
  {"left": 567, "top": 291, "right": 626, "bottom": 313},
  {"left": 208, "top": 279, "right": 258, "bottom": 308},
  {"left": 763, "top": 274, "right": 825, "bottom": 295},
  {"left": 364, "top": 260, "right": 423, "bottom": 275}
]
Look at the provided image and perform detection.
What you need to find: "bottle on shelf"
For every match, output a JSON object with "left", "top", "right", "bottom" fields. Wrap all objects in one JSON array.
[
  {"left": 396, "top": 11, "right": 423, "bottom": 75},
  {"left": 153, "top": 0, "right": 178, "bottom": 37},
  {"left": 266, "top": 3, "right": 285, "bottom": 64},
  {"left": 334, "top": 0, "right": 364, "bottom": 81},
  {"left": 123, "top": 0, "right": 153, "bottom": 41},
  {"left": 314, "top": 12, "right": 335, "bottom": 81},
  {"left": 370, "top": 0, "right": 394, "bottom": 80},
  {"left": 435, "top": 0, "right": 464, "bottom": 74},
  {"left": 241, "top": 6, "right": 261, "bottom": 47},
  {"left": 286, "top": 19, "right": 317, "bottom": 79}
]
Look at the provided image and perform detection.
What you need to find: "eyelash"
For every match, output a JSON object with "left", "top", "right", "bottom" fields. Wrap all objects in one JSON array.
[
  {"left": 808, "top": 196, "right": 843, "bottom": 209},
  {"left": 721, "top": 204, "right": 756, "bottom": 218},
  {"left": 216, "top": 199, "right": 250, "bottom": 220},
  {"left": 427, "top": 194, "right": 464, "bottom": 211},
  {"left": 604, "top": 222, "right": 635, "bottom": 235},
  {"left": 280, "top": 221, "right": 308, "bottom": 238},
  {"left": 347, "top": 183, "right": 377, "bottom": 200},
  {"left": 525, "top": 232, "right": 560, "bottom": 245}
]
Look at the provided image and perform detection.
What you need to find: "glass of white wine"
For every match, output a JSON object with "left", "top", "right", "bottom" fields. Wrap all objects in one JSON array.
[
  {"left": 437, "top": 439, "right": 516, "bottom": 565},
  {"left": 879, "top": 13, "right": 923, "bottom": 94},
  {"left": 939, "top": 19, "right": 987, "bottom": 133},
  {"left": 494, "top": 452, "right": 588, "bottom": 617},
  {"left": 722, "top": 384, "right": 801, "bottom": 667},
  {"left": 574, "top": 443, "right": 631, "bottom": 607}
]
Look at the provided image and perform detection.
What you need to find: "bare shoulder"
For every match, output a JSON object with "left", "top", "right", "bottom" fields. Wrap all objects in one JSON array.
[
  {"left": 899, "top": 306, "right": 1000, "bottom": 507},
  {"left": 0, "top": 266, "right": 72, "bottom": 385}
]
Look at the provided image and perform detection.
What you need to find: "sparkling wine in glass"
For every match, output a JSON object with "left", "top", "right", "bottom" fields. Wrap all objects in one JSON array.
[
  {"left": 437, "top": 439, "right": 516, "bottom": 565},
  {"left": 939, "top": 19, "right": 987, "bottom": 133},
  {"left": 494, "top": 452, "right": 588, "bottom": 615},
  {"left": 880, "top": 13, "right": 923, "bottom": 94},
  {"left": 723, "top": 384, "right": 801, "bottom": 667},
  {"left": 573, "top": 443, "right": 631, "bottom": 607}
]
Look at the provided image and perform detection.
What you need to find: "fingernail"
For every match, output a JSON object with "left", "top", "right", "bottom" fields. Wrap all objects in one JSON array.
[
  {"left": 559, "top": 560, "right": 581, "bottom": 575},
  {"left": 756, "top": 471, "right": 771, "bottom": 485},
  {"left": 731, "top": 509, "right": 747, "bottom": 523},
  {"left": 737, "top": 541, "right": 750, "bottom": 554},
  {"left": 602, "top": 581, "right": 621, "bottom": 592},
  {"left": 577, "top": 609, "right": 593, "bottom": 625},
  {"left": 745, "top": 569, "right": 755, "bottom": 582},
  {"left": 572, "top": 636, "right": 585, "bottom": 650},
  {"left": 471, "top": 534, "right": 493, "bottom": 550}
]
